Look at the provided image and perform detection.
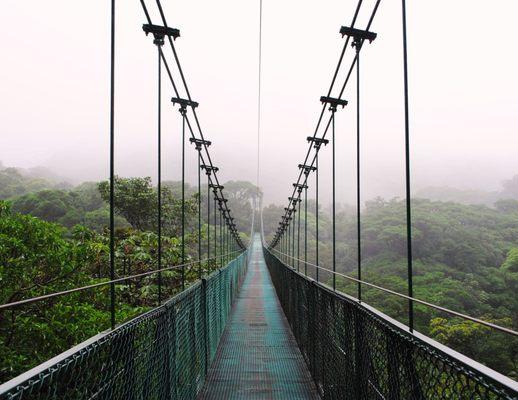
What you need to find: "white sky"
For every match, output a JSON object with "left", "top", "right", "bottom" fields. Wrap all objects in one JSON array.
[{"left": 1, "top": 0, "right": 517, "bottom": 204}]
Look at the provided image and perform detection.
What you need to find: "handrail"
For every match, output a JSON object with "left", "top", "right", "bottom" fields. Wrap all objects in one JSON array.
[
  {"left": 0, "top": 251, "right": 249, "bottom": 397},
  {"left": 0, "top": 250, "right": 243, "bottom": 311},
  {"left": 267, "top": 247, "right": 518, "bottom": 337}
]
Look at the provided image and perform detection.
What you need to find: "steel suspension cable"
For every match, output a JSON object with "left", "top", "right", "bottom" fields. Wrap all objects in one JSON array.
[
  {"left": 401, "top": 0, "right": 414, "bottom": 332},
  {"left": 109, "top": 0, "right": 116, "bottom": 330},
  {"left": 140, "top": 0, "right": 244, "bottom": 248},
  {"left": 58, "top": 1, "right": 252, "bottom": 335},
  {"left": 180, "top": 107, "right": 186, "bottom": 290},
  {"left": 257, "top": 0, "right": 262, "bottom": 198},
  {"left": 139, "top": 1, "right": 246, "bottom": 250},
  {"left": 152, "top": 0, "right": 241, "bottom": 246},
  {"left": 304, "top": 184, "right": 308, "bottom": 275},
  {"left": 297, "top": 198, "right": 301, "bottom": 272},
  {"left": 213, "top": 193, "right": 217, "bottom": 266},
  {"left": 356, "top": 41, "right": 362, "bottom": 302},
  {"left": 156, "top": 43, "right": 163, "bottom": 305},
  {"left": 315, "top": 154, "right": 319, "bottom": 282},
  {"left": 292, "top": 210, "right": 295, "bottom": 266},
  {"left": 269, "top": 0, "right": 368, "bottom": 246},
  {"left": 140, "top": 2, "right": 242, "bottom": 249},
  {"left": 206, "top": 172, "right": 210, "bottom": 266},
  {"left": 219, "top": 208, "right": 223, "bottom": 266},
  {"left": 197, "top": 149, "right": 202, "bottom": 278},
  {"left": 332, "top": 108, "right": 336, "bottom": 291}
]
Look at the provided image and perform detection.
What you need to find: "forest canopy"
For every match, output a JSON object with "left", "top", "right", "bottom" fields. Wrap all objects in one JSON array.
[{"left": 0, "top": 164, "right": 516, "bottom": 380}]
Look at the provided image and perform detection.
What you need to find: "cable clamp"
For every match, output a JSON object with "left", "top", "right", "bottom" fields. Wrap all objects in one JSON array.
[
  {"left": 171, "top": 97, "right": 198, "bottom": 114},
  {"left": 298, "top": 164, "right": 317, "bottom": 175},
  {"left": 307, "top": 136, "right": 329, "bottom": 149},
  {"left": 190, "top": 137, "right": 211, "bottom": 150},
  {"left": 143, "top": 24, "right": 180, "bottom": 46},
  {"left": 201, "top": 165, "right": 219, "bottom": 175},
  {"left": 293, "top": 183, "right": 308, "bottom": 190},
  {"left": 320, "top": 96, "right": 348, "bottom": 112},
  {"left": 339, "top": 26, "right": 377, "bottom": 50}
]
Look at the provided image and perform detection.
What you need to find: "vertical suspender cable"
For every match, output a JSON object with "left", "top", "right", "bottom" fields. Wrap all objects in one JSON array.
[
  {"left": 226, "top": 224, "right": 229, "bottom": 262},
  {"left": 198, "top": 151, "right": 202, "bottom": 279},
  {"left": 356, "top": 46, "right": 362, "bottom": 302},
  {"left": 214, "top": 195, "right": 217, "bottom": 266},
  {"left": 181, "top": 109, "right": 186, "bottom": 290},
  {"left": 401, "top": 0, "right": 414, "bottom": 332},
  {"left": 219, "top": 209, "right": 223, "bottom": 267},
  {"left": 256, "top": 0, "right": 263, "bottom": 200},
  {"left": 288, "top": 221, "right": 291, "bottom": 266},
  {"left": 292, "top": 210, "right": 296, "bottom": 266},
  {"left": 282, "top": 228, "right": 288, "bottom": 264},
  {"left": 157, "top": 45, "right": 162, "bottom": 305},
  {"left": 225, "top": 222, "right": 228, "bottom": 263},
  {"left": 297, "top": 198, "right": 301, "bottom": 272},
  {"left": 315, "top": 154, "right": 319, "bottom": 282},
  {"left": 331, "top": 106, "right": 336, "bottom": 290},
  {"left": 109, "top": 0, "right": 116, "bottom": 330},
  {"left": 304, "top": 185, "right": 308, "bottom": 276},
  {"left": 207, "top": 176, "right": 210, "bottom": 267}
]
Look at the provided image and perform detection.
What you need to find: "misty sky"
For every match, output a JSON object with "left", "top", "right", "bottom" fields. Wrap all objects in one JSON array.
[{"left": 1, "top": 0, "right": 517, "bottom": 205}]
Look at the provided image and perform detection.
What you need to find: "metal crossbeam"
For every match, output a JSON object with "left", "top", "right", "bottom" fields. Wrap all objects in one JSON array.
[
  {"left": 142, "top": 24, "right": 180, "bottom": 40},
  {"left": 339, "top": 25, "right": 377, "bottom": 42}
]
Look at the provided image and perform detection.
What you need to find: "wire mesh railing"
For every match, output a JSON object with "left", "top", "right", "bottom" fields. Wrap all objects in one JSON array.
[
  {"left": 0, "top": 252, "right": 247, "bottom": 400},
  {"left": 269, "top": 248, "right": 518, "bottom": 337},
  {"left": 263, "top": 247, "right": 518, "bottom": 400}
]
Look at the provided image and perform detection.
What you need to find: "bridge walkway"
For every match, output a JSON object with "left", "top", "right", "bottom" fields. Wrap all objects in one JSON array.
[{"left": 198, "top": 235, "right": 319, "bottom": 399}]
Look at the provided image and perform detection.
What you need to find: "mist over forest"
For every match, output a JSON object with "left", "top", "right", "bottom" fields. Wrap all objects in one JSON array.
[
  {"left": 3, "top": 158, "right": 517, "bottom": 208},
  {"left": 1, "top": 159, "right": 517, "bottom": 379},
  {"left": 1, "top": 0, "right": 517, "bottom": 392}
]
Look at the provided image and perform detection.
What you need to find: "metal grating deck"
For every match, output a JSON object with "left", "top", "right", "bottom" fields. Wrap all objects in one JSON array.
[{"left": 198, "top": 235, "right": 319, "bottom": 399}]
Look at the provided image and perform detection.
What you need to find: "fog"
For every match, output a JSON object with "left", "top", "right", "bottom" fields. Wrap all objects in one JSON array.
[{"left": 1, "top": 0, "right": 517, "bottom": 205}]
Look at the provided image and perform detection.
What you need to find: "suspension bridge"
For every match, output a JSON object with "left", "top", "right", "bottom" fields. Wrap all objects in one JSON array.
[{"left": 1, "top": 0, "right": 517, "bottom": 399}]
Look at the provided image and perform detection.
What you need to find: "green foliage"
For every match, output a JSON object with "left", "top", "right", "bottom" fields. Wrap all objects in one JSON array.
[
  {"left": 264, "top": 196, "right": 518, "bottom": 377},
  {"left": 429, "top": 317, "right": 517, "bottom": 379},
  {"left": 0, "top": 167, "right": 71, "bottom": 200},
  {"left": 495, "top": 198, "right": 518, "bottom": 213},
  {"left": 0, "top": 202, "right": 107, "bottom": 381},
  {"left": 0, "top": 185, "right": 226, "bottom": 383},
  {"left": 98, "top": 177, "right": 156, "bottom": 231},
  {"left": 98, "top": 176, "right": 198, "bottom": 236},
  {"left": 8, "top": 182, "right": 127, "bottom": 231},
  {"left": 213, "top": 180, "right": 261, "bottom": 235}
]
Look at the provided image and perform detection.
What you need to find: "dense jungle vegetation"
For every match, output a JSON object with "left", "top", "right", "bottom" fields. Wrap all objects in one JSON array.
[
  {"left": 0, "top": 166, "right": 258, "bottom": 382},
  {"left": 1, "top": 164, "right": 517, "bottom": 381},
  {"left": 262, "top": 177, "right": 518, "bottom": 379}
]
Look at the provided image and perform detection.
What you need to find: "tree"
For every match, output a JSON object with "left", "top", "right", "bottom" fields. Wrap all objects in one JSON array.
[
  {"left": 98, "top": 176, "right": 198, "bottom": 236},
  {"left": 430, "top": 317, "right": 517, "bottom": 379},
  {"left": 216, "top": 181, "right": 261, "bottom": 233},
  {"left": 98, "top": 177, "right": 156, "bottom": 231}
]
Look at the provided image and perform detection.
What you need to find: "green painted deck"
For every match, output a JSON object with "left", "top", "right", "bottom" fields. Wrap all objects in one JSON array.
[{"left": 198, "top": 235, "right": 319, "bottom": 399}]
